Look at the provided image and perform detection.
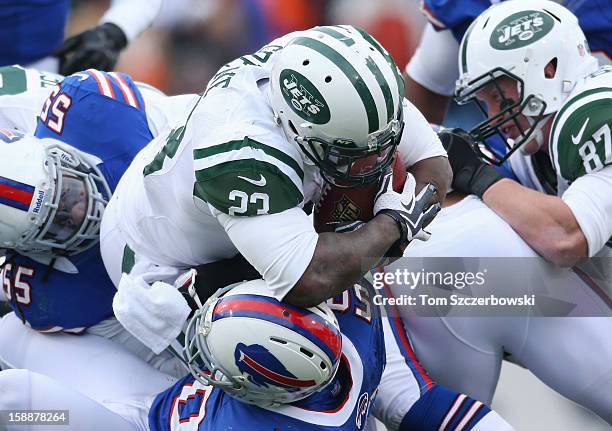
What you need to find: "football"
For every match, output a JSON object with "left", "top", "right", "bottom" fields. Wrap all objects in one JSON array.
[{"left": 313, "top": 155, "right": 407, "bottom": 233}]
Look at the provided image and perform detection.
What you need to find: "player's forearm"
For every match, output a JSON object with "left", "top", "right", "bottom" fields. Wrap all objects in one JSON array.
[
  {"left": 483, "top": 179, "right": 588, "bottom": 266},
  {"left": 408, "top": 155, "right": 451, "bottom": 206},
  {"left": 285, "top": 215, "right": 400, "bottom": 307},
  {"left": 102, "top": 0, "right": 162, "bottom": 41},
  {"left": 403, "top": 72, "right": 451, "bottom": 124}
]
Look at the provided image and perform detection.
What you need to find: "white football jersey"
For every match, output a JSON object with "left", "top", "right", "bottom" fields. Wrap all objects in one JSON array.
[
  {"left": 0, "top": 65, "right": 62, "bottom": 133},
  {"left": 548, "top": 66, "right": 612, "bottom": 256},
  {"left": 106, "top": 31, "right": 446, "bottom": 299},
  {"left": 506, "top": 66, "right": 612, "bottom": 257}
]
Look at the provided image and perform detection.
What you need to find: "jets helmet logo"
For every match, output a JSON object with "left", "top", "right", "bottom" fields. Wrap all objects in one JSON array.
[
  {"left": 234, "top": 343, "right": 316, "bottom": 390},
  {"left": 280, "top": 69, "right": 330, "bottom": 124},
  {"left": 490, "top": 10, "right": 554, "bottom": 50}
]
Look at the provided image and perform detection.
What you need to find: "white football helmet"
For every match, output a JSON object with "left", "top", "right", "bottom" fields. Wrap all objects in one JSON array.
[
  {"left": 179, "top": 279, "right": 342, "bottom": 406},
  {"left": 0, "top": 134, "right": 110, "bottom": 256},
  {"left": 454, "top": 0, "right": 598, "bottom": 164},
  {"left": 270, "top": 25, "right": 405, "bottom": 187}
]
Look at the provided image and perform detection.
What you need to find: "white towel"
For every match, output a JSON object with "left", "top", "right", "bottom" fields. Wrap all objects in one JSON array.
[{"left": 113, "top": 273, "right": 191, "bottom": 354}]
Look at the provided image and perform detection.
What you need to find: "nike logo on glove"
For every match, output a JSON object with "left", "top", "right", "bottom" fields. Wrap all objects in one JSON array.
[
  {"left": 237, "top": 174, "right": 267, "bottom": 187},
  {"left": 571, "top": 117, "right": 590, "bottom": 146}
]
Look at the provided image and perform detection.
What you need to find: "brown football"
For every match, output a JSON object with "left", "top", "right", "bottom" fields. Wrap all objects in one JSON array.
[{"left": 313, "top": 155, "right": 407, "bottom": 233}]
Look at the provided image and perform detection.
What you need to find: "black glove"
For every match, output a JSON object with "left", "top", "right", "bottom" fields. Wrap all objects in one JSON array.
[
  {"left": 55, "top": 23, "right": 128, "bottom": 75},
  {"left": 439, "top": 128, "right": 504, "bottom": 198},
  {"left": 374, "top": 170, "right": 441, "bottom": 255}
]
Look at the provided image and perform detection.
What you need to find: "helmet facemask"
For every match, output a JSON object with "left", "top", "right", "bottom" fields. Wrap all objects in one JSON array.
[
  {"left": 454, "top": 0, "right": 599, "bottom": 166},
  {"left": 19, "top": 142, "right": 111, "bottom": 256},
  {"left": 455, "top": 67, "right": 547, "bottom": 165},
  {"left": 295, "top": 108, "right": 403, "bottom": 188},
  {"left": 175, "top": 282, "right": 342, "bottom": 407}
]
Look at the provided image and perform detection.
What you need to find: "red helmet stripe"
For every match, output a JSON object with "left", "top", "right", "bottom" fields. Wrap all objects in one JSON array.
[{"left": 213, "top": 298, "right": 341, "bottom": 361}]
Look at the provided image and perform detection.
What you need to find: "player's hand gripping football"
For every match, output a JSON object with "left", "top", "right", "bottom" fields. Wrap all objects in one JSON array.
[{"left": 374, "top": 170, "right": 440, "bottom": 252}]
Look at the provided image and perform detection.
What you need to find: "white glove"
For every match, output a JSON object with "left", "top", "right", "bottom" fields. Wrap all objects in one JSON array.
[{"left": 374, "top": 171, "right": 440, "bottom": 249}]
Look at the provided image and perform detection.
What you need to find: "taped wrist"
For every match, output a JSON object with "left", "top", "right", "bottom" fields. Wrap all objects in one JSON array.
[{"left": 470, "top": 165, "right": 504, "bottom": 198}]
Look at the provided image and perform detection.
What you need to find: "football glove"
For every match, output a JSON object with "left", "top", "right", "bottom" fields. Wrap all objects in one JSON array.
[
  {"left": 439, "top": 128, "right": 504, "bottom": 198},
  {"left": 374, "top": 170, "right": 440, "bottom": 254},
  {"left": 55, "top": 23, "right": 128, "bottom": 75},
  {"left": 174, "top": 268, "right": 201, "bottom": 314}
]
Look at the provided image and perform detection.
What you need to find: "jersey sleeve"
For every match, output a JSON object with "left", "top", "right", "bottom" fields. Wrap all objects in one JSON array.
[
  {"left": 420, "top": 0, "right": 492, "bottom": 40},
  {"left": 0, "top": 66, "right": 60, "bottom": 133},
  {"left": 215, "top": 207, "right": 318, "bottom": 299},
  {"left": 549, "top": 81, "right": 612, "bottom": 183},
  {"left": 396, "top": 98, "right": 447, "bottom": 167},
  {"left": 193, "top": 136, "right": 305, "bottom": 216},
  {"left": 405, "top": 24, "right": 459, "bottom": 96},
  {"left": 561, "top": 165, "right": 612, "bottom": 257},
  {"left": 100, "top": 0, "right": 162, "bottom": 42}
]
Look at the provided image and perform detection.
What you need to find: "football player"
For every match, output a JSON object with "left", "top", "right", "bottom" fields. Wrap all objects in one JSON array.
[
  {"left": 0, "top": 277, "right": 514, "bottom": 431},
  {"left": 0, "top": 65, "right": 189, "bottom": 137},
  {"left": 100, "top": 25, "right": 451, "bottom": 355},
  {"left": 388, "top": 188, "right": 612, "bottom": 424},
  {"left": 383, "top": 0, "right": 612, "bottom": 424},
  {"left": 405, "top": 0, "right": 611, "bottom": 124},
  {"left": 443, "top": 0, "right": 612, "bottom": 266},
  {"left": 1, "top": 0, "right": 163, "bottom": 74},
  {"left": 0, "top": 69, "right": 197, "bottom": 375}
]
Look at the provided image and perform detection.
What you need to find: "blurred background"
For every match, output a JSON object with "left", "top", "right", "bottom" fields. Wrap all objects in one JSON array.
[
  {"left": 68, "top": 0, "right": 425, "bottom": 95},
  {"left": 65, "top": 1, "right": 610, "bottom": 430}
]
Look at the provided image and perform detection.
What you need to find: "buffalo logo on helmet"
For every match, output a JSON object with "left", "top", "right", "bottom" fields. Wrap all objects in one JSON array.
[
  {"left": 279, "top": 69, "right": 330, "bottom": 124},
  {"left": 490, "top": 10, "right": 554, "bottom": 50},
  {"left": 234, "top": 343, "right": 316, "bottom": 390}
]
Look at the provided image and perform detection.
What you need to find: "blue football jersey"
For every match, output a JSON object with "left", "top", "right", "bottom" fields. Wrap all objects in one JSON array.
[
  {"left": 1, "top": 70, "right": 153, "bottom": 332},
  {"left": 0, "top": 0, "right": 70, "bottom": 66},
  {"left": 148, "top": 280, "right": 385, "bottom": 431},
  {"left": 422, "top": 0, "right": 611, "bottom": 56}
]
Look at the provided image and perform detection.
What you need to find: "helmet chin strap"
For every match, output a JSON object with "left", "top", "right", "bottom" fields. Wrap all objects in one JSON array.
[{"left": 520, "top": 114, "right": 551, "bottom": 153}]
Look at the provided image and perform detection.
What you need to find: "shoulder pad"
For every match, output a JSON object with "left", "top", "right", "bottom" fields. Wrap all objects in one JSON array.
[
  {"left": 550, "top": 84, "right": 612, "bottom": 182},
  {"left": 193, "top": 137, "right": 304, "bottom": 216}
]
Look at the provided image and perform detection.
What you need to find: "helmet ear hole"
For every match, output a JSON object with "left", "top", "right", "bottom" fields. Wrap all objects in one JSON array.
[
  {"left": 302, "top": 59, "right": 310, "bottom": 66},
  {"left": 544, "top": 58, "right": 558, "bottom": 79},
  {"left": 325, "top": 76, "right": 332, "bottom": 83}
]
